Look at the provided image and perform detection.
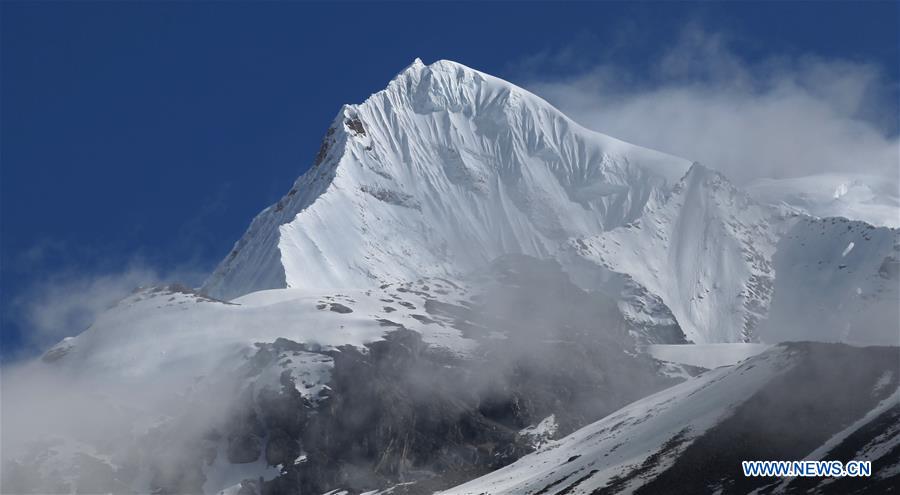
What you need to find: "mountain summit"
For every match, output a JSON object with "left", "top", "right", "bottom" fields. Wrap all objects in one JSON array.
[{"left": 203, "top": 59, "right": 691, "bottom": 300}]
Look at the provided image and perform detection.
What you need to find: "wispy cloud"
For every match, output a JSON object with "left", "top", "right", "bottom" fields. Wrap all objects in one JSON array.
[
  {"left": 515, "top": 25, "right": 899, "bottom": 184},
  {"left": 7, "top": 259, "right": 206, "bottom": 359},
  {"left": 5, "top": 180, "right": 228, "bottom": 360}
]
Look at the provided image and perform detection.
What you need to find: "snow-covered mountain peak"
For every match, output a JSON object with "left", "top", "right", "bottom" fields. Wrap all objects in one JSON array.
[
  {"left": 202, "top": 59, "right": 692, "bottom": 300},
  {"left": 402, "top": 56, "right": 426, "bottom": 72},
  {"left": 388, "top": 58, "right": 535, "bottom": 111},
  {"left": 6, "top": 54, "right": 900, "bottom": 495}
]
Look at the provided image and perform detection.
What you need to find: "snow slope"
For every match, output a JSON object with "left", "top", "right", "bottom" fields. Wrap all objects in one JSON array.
[
  {"left": 40, "top": 281, "right": 477, "bottom": 382},
  {"left": 571, "top": 164, "right": 899, "bottom": 345},
  {"left": 203, "top": 59, "right": 691, "bottom": 301},
  {"left": 571, "top": 164, "right": 781, "bottom": 344},
  {"left": 441, "top": 345, "right": 798, "bottom": 495},
  {"left": 442, "top": 343, "right": 900, "bottom": 495},
  {"left": 757, "top": 216, "right": 900, "bottom": 345}
]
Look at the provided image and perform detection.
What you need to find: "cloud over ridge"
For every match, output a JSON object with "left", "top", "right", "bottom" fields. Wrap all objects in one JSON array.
[{"left": 517, "top": 25, "right": 899, "bottom": 185}]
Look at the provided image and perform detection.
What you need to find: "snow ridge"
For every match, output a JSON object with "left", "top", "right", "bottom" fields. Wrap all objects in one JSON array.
[{"left": 572, "top": 164, "right": 781, "bottom": 344}]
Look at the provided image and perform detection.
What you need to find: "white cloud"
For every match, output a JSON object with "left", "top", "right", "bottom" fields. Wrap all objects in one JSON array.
[
  {"left": 9, "top": 261, "right": 205, "bottom": 357},
  {"left": 518, "top": 26, "right": 899, "bottom": 184}
]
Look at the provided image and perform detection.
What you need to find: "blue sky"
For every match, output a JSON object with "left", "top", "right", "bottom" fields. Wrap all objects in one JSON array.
[{"left": 2, "top": 1, "right": 898, "bottom": 358}]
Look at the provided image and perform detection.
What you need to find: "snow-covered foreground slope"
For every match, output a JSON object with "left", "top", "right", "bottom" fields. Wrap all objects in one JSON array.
[
  {"left": 203, "top": 59, "right": 691, "bottom": 301},
  {"left": 442, "top": 343, "right": 900, "bottom": 495},
  {"left": 441, "top": 345, "right": 796, "bottom": 495},
  {"left": 748, "top": 173, "right": 900, "bottom": 229}
]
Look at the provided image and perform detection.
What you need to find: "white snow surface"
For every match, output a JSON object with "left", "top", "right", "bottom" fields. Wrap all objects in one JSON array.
[
  {"left": 46, "top": 281, "right": 476, "bottom": 382},
  {"left": 200, "top": 59, "right": 897, "bottom": 347},
  {"left": 571, "top": 164, "right": 899, "bottom": 345},
  {"left": 441, "top": 346, "right": 797, "bottom": 495},
  {"left": 518, "top": 414, "right": 559, "bottom": 449},
  {"left": 203, "top": 59, "right": 691, "bottom": 301}
]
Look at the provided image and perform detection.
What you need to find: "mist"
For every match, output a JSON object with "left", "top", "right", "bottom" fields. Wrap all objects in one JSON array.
[
  {"left": 271, "top": 255, "right": 678, "bottom": 493},
  {"left": 1, "top": 353, "right": 250, "bottom": 494},
  {"left": 5, "top": 262, "right": 207, "bottom": 360},
  {"left": 1, "top": 263, "right": 227, "bottom": 493},
  {"left": 0, "top": 255, "right": 675, "bottom": 494}
]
